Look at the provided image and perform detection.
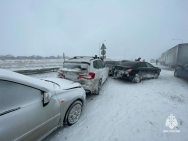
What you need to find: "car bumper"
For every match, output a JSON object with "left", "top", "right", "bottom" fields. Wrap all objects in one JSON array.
[
  {"left": 81, "top": 79, "right": 98, "bottom": 94},
  {"left": 115, "top": 71, "right": 134, "bottom": 81}
]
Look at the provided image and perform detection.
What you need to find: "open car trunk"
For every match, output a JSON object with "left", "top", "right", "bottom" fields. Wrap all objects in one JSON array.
[{"left": 58, "top": 62, "right": 89, "bottom": 84}]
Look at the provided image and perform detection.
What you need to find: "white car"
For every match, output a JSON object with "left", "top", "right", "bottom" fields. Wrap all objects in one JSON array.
[
  {"left": 0, "top": 69, "right": 86, "bottom": 141},
  {"left": 57, "top": 56, "right": 109, "bottom": 94}
]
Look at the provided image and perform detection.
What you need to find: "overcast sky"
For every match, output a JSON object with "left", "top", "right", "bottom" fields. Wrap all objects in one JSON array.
[{"left": 0, "top": 0, "right": 187, "bottom": 61}]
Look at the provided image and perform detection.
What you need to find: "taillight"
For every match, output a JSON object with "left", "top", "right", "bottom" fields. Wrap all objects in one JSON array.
[
  {"left": 126, "top": 69, "right": 132, "bottom": 73},
  {"left": 57, "top": 72, "right": 63, "bottom": 77},
  {"left": 79, "top": 72, "right": 95, "bottom": 80}
]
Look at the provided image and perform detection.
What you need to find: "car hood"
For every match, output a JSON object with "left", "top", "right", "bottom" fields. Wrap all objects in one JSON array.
[{"left": 41, "top": 77, "right": 81, "bottom": 90}]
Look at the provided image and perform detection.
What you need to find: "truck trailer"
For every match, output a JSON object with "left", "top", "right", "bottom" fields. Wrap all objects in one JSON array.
[{"left": 159, "top": 43, "right": 188, "bottom": 67}]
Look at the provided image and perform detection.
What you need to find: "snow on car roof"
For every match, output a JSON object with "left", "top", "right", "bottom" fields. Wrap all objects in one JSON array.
[
  {"left": 65, "top": 58, "right": 93, "bottom": 64},
  {"left": 0, "top": 69, "right": 52, "bottom": 92}
]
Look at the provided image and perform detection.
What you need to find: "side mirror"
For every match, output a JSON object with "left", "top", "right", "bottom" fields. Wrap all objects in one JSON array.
[{"left": 43, "top": 92, "right": 52, "bottom": 107}]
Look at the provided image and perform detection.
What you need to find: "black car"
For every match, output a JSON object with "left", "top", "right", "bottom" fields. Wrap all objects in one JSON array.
[
  {"left": 105, "top": 61, "right": 122, "bottom": 76},
  {"left": 174, "top": 63, "right": 188, "bottom": 81},
  {"left": 113, "top": 61, "right": 161, "bottom": 83}
]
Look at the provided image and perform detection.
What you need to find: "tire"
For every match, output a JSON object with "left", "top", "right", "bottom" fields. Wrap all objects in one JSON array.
[
  {"left": 154, "top": 72, "right": 159, "bottom": 79},
  {"left": 94, "top": 79, "right": 102, "bottom": 95},
  {"left": 132, "top": 74, "right": 141, "bottom": 83},
  {"left": 174, "top": 71, "right": 179, "bottom": 77},
  {"left": 65, "top": 100, "right": 83, "bottom": 126},
  {"left": 138, "top": 71, "right": 143, "bottom": 80}
]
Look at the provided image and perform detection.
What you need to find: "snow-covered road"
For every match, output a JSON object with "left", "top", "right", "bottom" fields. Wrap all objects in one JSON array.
[{"left": 31, "top": 66, "right": 188, "bottom": 141}]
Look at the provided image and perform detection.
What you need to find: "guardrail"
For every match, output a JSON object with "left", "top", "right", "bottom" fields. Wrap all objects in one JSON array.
[{"left": 13, "top": 67, "right": 60, "bottom": 75}]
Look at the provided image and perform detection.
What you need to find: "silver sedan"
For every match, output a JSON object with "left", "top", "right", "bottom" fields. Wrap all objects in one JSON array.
[{"left": 0, "top": 69, "right": 86, "bottom": 141}]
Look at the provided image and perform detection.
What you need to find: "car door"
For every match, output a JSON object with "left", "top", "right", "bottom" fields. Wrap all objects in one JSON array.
[
  {"left": 0, "top": 80, "right": 60, "bottom": 141},
  {"left": 93, "top": 60, "right": 100, "bottom": 81},
  {"left": 100, "top": 60, "right": 109, "bottom": 81},
  {"left": 134, "top": 62, "right": 147, "bottom": 79},
  {"left": 145, "top": 62, "right": 156, "bottom": 78},
  {"left": 97, "top": 60, "right": 106, "bottom": 83},
  {"left": 180, "top": 63, "right": 188, "bottom": 80}
]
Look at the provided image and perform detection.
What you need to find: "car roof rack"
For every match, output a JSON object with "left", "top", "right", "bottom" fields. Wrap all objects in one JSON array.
[{"left": 69, "top": 55, "right": 100, "bottom": 60}]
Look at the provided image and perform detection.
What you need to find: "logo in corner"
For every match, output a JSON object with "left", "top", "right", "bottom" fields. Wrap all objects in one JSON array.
[
  {"left": 165, "top": 114, "right": 178, "bottom": 129},
  {"left": 163, "top": 114, "right": 180, "bottom": 133}
]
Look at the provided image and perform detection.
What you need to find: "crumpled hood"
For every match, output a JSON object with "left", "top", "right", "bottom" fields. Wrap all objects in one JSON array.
[{"left": 42, "top": 77, "right": 81, "bottom": 90}]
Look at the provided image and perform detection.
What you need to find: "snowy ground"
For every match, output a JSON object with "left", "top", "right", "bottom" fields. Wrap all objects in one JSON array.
[
  {"left": 31, "top": 65, "right": 188, "bottom": 141},
  {"left": 0, "top": 59, "right": 64, "bottom": 70}
]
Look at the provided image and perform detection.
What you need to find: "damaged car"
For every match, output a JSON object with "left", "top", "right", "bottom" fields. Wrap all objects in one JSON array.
[
  {"left": 57, "top": 56, "right": 109, "bottom": 94},
  {"left": 104, "top": 61, "right": 121, "bottom": 76},
  {"left": 113, "top": 61, "right": 161, "bottom": 83},
  {"left": 0, "top": 69, "right": 86, "bottom": 141}
]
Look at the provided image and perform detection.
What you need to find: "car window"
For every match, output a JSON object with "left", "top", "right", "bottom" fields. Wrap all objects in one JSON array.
[
  {"left": 96, "top": 60, "right": 102, "bottom": 68},
  {"left": 117, "top": 61, "right": 122, "bottom": 65},
  {"left": 121, "top": 62, "right": 138, "bottom": 67},
  {"left": 93, "top": 61, "right": 98, "bottom": 69},
  {"left": 134, "top": 63, "right": 147, "bottom": 68},
  {"left": 146, "top": 63, "right": 154, "bottom": 68},
  {"left": 100, "top": 60, "right": 105, "bottom": 68},
  {"left": 0, "top": 80, "right": 42, "bottom": 114},
  {"left": 62, "top": 63, "right": 89, "bottom": 70}
]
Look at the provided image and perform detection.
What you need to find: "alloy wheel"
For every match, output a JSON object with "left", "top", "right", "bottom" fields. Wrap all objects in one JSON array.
[
  {"left": 154, "top": 73, "right": 159, "bottom": 79},
  {"left": 67, "top": 102, "right": 82, "bottom": 125},
  {"left": 132, "top": 75, "right": 141, "bottom": 83}
]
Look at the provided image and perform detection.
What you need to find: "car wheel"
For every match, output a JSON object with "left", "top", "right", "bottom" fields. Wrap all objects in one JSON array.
[
  {"left": 132, "top": 74, "right": 141, "bottom": 83},
  {"left": 154, "top": 73, "right": 159, "bottom": 79},
  {"left": 65, "top": 100, "right": 82, "bottom": 126},
  {"left": 138, "top": 71, "right": 143, "bottom": 80},
  {"left": 174, "top": 71, "right": 179, "bottom": 77},
  {"left": 94, "top": 79, "right": 102, "bottom": 95}
]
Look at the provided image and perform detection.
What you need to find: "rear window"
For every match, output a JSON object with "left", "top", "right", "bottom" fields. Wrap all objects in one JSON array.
[
  {"left": 61, "top": 62, "right": 89, "bottom": 70},
  {"left": 105, "top": 61, "right": 118, "bottom": 65},
  {"left": 121, "top": 62, "right": 138, "bottom": 67}
]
